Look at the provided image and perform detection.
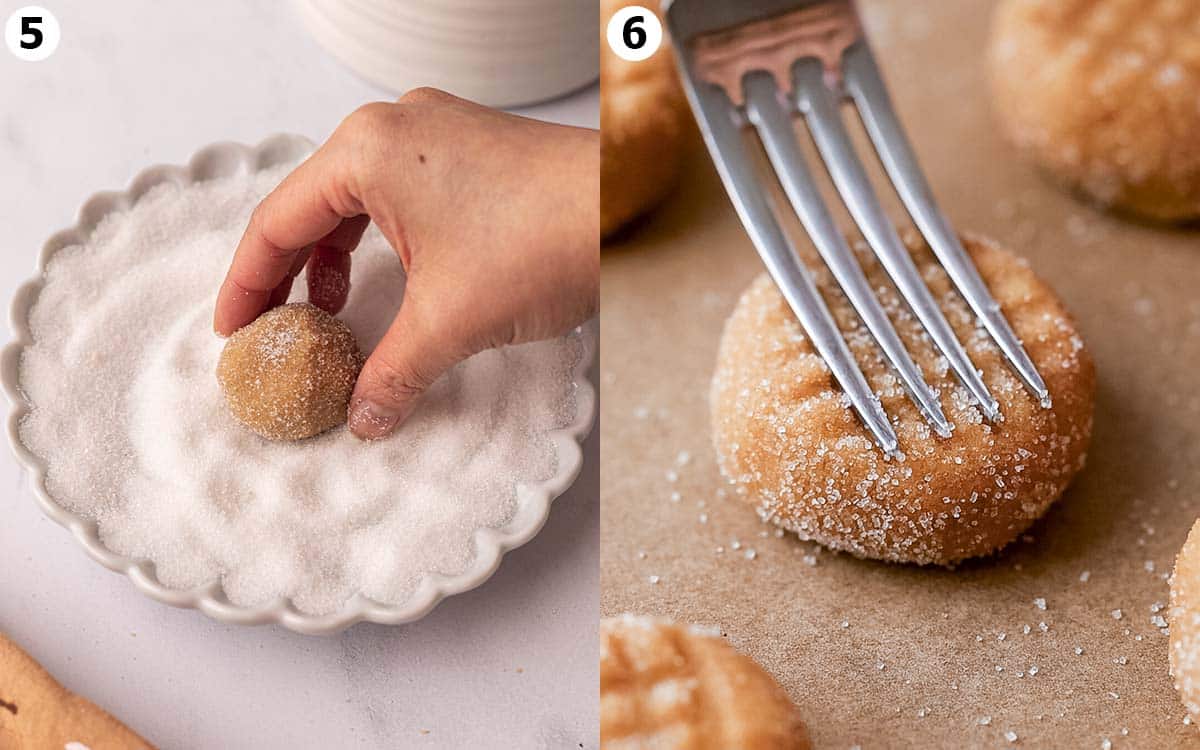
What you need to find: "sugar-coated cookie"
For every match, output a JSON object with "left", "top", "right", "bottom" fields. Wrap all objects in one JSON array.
[
  {"left": 1171, "top": 519, "right": 1200, "bottom": 724},
  {"left": 0, "top": 633, "right": 155, "bottom": 750},
  {"left": 601, "top": 615, "right": 810, "bottom": 749},
  {"left": 601, "top": 0, "right": 691, "bottom": 239},
  {"left": 989, "top": 0, "right": 1200, "bottom": 221},
  {"left": 711, "top": 231, "right": 1095, "bottom": 565}
]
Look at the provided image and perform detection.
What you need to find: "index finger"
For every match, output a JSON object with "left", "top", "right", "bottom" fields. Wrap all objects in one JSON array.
[{"left": 213, "top": 147, "right": 356, "bottom": 335}]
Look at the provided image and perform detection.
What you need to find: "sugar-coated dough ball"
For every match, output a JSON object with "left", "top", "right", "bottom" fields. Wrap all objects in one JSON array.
[
  {"left": 988, "top": 0, "right": 1200, "bottom": 221},
  {"left": 217, "top": 303, "right": 364, "bottom": 441},
  {"left": 601, "top": 0, "right": 691, "bottom": 238},
  {"left": 711, "top": 231, "right": 1095, "bottom": 566},
  {"left": 600, "top": 615, "right": 810, "bottom": 750},
  {"left": 1171, "top": 519, "right": 1200, "bottom": 724}
]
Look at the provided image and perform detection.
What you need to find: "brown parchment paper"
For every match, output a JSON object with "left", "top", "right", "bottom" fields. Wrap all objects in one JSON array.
[{"left": 599, "top": 1, "right": 1200, "bottom": 747}]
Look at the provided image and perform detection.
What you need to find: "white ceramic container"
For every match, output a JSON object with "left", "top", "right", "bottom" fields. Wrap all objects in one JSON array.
[{"left": 297, "top": 0, "right": 599, "bottom": 107}]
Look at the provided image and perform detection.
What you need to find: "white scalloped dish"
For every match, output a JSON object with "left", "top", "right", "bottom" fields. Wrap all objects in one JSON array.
[{"left": 1, "top": 134, "right": 596, "bottom": 634}]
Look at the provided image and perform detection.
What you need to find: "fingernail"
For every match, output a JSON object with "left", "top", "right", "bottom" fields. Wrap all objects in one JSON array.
[{"left": 348, "top": 398, "right": 403, "bottom": 440}]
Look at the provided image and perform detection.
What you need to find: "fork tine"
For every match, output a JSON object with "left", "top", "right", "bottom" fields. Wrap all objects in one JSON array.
[
  {"left": 686, "top": 79, "right": 898, "bottom": 452},
  {"left": 842, "top": 43, "right": 1051, "bottom": 407},
  {"left": 742, "top": 71, "right": 952, "bottom": 438},
  {"left": 792, "top": 58, "right": 1002, "bottom": 421}
]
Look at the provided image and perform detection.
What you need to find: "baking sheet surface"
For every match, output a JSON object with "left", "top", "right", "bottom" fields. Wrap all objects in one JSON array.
[{"left": 600, "top": 1, "right": 1200, "bottom": 746}]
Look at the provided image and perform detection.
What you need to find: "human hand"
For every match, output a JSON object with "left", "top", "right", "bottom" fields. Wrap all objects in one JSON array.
[{"left": 214, "top": 88, "right": 599, "bottom": 440}]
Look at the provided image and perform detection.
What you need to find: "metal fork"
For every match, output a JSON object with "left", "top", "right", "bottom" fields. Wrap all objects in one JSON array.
[{"left": 663, "top": 0, "right": 1049, "bottom": 453}]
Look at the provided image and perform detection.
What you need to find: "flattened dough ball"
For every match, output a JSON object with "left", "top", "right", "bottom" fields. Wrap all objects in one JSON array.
[
  {"left": 600, "top": 615, "right": 810, "bottom": 750},
  {"left": 218, "top": 303, "right": 364, "bottom": 441},
  {"left": 1170, "top": 518, "right": 1200, "bottom": 724},
  {"left": 989, "top": 0, "right": 1200, "bottom": 221},
  {"left": 601, "top": 0, "right": 691, "bottom": 238},
  {"left": 711, "top": 231, "right": 1095, "bottom": 565}
]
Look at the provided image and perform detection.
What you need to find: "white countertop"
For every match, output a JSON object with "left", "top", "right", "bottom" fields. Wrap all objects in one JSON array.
[{"left": 0, "top": 1, "right": 599, "bottom": 747}]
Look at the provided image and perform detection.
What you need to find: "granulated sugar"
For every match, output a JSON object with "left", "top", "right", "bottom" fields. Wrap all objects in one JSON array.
[{"left": 18, "top": 160, "right": 582, "bottom": 615}]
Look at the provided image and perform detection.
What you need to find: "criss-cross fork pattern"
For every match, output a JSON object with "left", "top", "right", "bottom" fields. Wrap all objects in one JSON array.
[{"left": 663, "top": 0, "right": 1050, "bottom": 454}]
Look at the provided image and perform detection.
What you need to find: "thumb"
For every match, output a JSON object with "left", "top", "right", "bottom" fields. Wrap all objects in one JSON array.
[{"left": 347, "top": 302, "right": 467, "bottom": 440}]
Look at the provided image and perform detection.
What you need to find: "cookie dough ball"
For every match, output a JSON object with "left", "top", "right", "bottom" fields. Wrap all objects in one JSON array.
[
  {"left": 601, "top": 0, "right": 691, "bottom": 239},
  {"left": 1171, "top": 519, "right": 1200, "bottom": 724},
  {"left": 711, "top": 231, "right": 1095, "bottom": 565},
  {"left": 601, "top": 615, "right": 810, "bottom": 750},
  {"left": 217, "top": 303, "right": 364, "bottom": 441},
  {"left": 989, "top": 0, "right": 1200, "bottom": 221}
]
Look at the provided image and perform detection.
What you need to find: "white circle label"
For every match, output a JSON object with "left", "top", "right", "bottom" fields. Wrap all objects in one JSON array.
[
  {"left": 5, "top": 6, "right": 59, "bottom": 62},
  {"left": 606, "top": 5, "right": 664, "bottom": 63}
]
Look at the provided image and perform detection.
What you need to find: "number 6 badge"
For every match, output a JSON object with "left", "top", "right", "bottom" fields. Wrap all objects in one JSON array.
[{"left": 607, "top": 5, "right": 664, "bottom": 63}]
